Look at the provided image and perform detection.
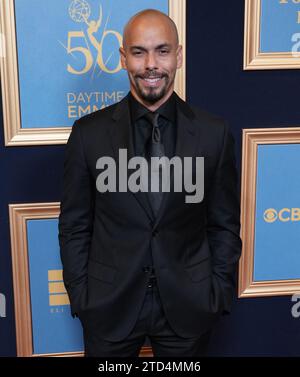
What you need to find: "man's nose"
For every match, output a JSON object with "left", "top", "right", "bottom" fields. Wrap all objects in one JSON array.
[{"left": 145, "top": 52, "right": 157, "bottom": 70}]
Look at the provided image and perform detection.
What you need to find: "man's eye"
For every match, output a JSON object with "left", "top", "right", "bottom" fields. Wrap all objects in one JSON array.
[
  {"left": 159, "top": 50, "right": 169, "bottom": 55},
  {"left": 133, "top": 51, "right": 142, "bottom": 56}
]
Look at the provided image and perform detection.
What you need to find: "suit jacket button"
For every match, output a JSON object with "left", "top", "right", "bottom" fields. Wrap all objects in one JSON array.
[{"left": 152, "top": 230, "right": 158, "bottom": 237}]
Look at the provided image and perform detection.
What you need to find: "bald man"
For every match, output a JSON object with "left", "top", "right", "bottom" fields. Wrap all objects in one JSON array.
[{"left": 59, "top": 9, "right": 242, "bottom": 357}]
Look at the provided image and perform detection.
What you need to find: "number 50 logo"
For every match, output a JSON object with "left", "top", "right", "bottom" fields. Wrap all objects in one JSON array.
[{"left": 66, "top": 1, "right": 122, "bottom": 75}]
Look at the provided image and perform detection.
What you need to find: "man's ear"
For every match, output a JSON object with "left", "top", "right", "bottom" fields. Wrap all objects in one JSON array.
[
  {"left": 119, "top": 46, "right": 127, "bottom": 70},
  {"left": 176, "top": 45, "right": 183, "bottom": 69}
]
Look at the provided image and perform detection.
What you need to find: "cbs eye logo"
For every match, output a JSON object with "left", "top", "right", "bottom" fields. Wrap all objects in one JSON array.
[
  {"left": 264, "top": 209, "right": 278, "bottom": 223},
  {"left": 264, "top": 208, "right": 300, "bottom": 223}
]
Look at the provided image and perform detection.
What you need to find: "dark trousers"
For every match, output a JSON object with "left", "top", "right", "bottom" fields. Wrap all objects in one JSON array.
[{"left": 83, "top": 280, "right": 212, "bottom": 357}]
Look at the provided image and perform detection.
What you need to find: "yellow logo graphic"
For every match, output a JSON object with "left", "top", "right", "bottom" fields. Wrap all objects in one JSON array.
[
  {"left": 264, "top": 208, "right": 300, "bottom": 223},
  {"left": 63, "top": 0, "right": 122, "bottom": 76},
  {"left": 48, "top": 270, "right": 70, "bottom": 306},
  {"left": 60, "top": 1, "right": 126, "bottom": 118},
  {"left": 264, "top": 208, "right": 278, "bottom": 223}
]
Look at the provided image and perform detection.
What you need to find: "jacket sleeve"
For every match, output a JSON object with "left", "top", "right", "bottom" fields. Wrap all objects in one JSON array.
[
  {"left": 206, "top": 122, "right": 242, "bottom": 314},
  {"left": 58, "top": 121, "right": 94, "bottom": 317}
]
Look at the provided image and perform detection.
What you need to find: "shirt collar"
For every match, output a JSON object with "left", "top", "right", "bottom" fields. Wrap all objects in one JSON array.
[{"left": 129, "top": 92, "right": 177, "bottom": 124}]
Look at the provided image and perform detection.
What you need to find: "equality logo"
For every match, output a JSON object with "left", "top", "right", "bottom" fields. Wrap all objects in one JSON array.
[
  {"left": 264, "top": 208, "right": 300, "bottom": 223},
  {"left": 48, "top": 270, "right": 70, "bottom": 308}
]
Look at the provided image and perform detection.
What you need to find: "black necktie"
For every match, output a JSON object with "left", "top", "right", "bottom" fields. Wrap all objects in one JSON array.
[{"left": 144, "top": 112, "right": 165, "bottom": 216}]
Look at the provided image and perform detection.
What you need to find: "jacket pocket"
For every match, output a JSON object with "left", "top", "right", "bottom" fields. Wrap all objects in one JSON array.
[
  {"left": 185, "top": 257, "right": 211, "bottom": 282},
  {"left": 87, "top": 259, "right": 117, "bottom": 284}
]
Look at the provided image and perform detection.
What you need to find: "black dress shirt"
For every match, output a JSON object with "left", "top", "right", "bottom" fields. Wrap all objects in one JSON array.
[{"left": 128, "top": 92, "right": 177, "bottom": 160}]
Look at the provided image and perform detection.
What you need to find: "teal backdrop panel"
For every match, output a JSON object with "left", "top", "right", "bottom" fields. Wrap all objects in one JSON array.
[
  {"left": 254, "top": 144, "right": 300, "bottom": 281},
  {"left": 260, "top": 0, "right": 300, "bottom": 53},
  {"left": 27, "top": 218, "right": 83, "bottom": 355},
  {"left": 14, "top": 0, "right": 168, "bottom": 129}
]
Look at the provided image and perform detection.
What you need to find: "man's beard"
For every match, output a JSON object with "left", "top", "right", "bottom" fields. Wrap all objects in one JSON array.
[{"left": 133, "top": 73, "right": 170, "bottom": 104}]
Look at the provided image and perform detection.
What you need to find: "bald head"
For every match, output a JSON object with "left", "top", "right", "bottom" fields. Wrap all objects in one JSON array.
[
  {"left": 119, "top": 9, "right": 182, "bottom": 110},
  {"left": 123, "top": 9, "right": 179, "bottom": 49}
]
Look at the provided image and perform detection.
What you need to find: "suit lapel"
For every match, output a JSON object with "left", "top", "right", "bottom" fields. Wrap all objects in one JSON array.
[
  {"left": 108, "top": 93, "right": 204, "bottom": 227},
  {"left": 109, "top": 95, "right": 154, "bottom": 221}
]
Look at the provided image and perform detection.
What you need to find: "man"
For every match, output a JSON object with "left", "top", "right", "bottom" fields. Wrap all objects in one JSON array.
[{"left": 59, "top": 9, "right": 242, "bottom": 357}]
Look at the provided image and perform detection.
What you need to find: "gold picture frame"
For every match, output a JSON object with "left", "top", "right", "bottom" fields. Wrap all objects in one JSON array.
[
  {"left": 244, "top": 0, "right": 300, "bottom": 70},
  {"left": 0, "top": 0, "right": 186, "bottom": 146},
  {"left": 239, "top": 128, "right": 300, "bottom": 297},
  {"left": 9, "top": 202, "right": 153, "bottom": 356}
]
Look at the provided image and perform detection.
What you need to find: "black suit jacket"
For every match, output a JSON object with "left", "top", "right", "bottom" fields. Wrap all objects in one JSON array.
[{"left": 58, "top": 92, "right": 242, "bottom": 342}]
